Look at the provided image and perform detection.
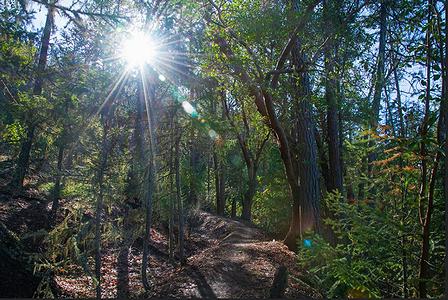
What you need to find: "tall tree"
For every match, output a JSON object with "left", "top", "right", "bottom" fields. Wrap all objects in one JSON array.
[
  {"left": 94, "top": 106, "right": 113, "bottom": 300},
  {"left": 141, "top": 75, "right": 157, "bottom": 292},
  {"left": 444, "top": 3, "right": 448, "bottom": 298},
  {"left": 367, "top": 0, "right": 388, "bottom": 177},
  {"left": 208, "top": 0, "right": 322, "bottom": 250},
  {"left": 418, "top": 0, "right": 434, "bottom": 296},
  {"left": 222, "top": 89, "right": 269, "bottom": 221},
  {"left": 10, "top": 3, "right": 55, "bottom": 188},
  {"left": 323, "top": 0, "right": 343, "bottom": 193}
]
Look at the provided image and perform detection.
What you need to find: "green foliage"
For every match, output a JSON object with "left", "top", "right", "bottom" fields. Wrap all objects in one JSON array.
[
  {"left": 61, "top": 180, "right": 91, "bottom": 199},
  {"left": 252, "top": 146, "right": 290, "bottom": 236},
  {"left": 298, "top": 192, "right": 399, "bottom": 298},
  {"left": 1, "top": 121, "right": 25, "bottom": 145},
  {"left": 38, "top": 182, "right": 55, "bottom": 194},
  {"left": 252, "top": 178, "right": 290, "bottom": 237}
]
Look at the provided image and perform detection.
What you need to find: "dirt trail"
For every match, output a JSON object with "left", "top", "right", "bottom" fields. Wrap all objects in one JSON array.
[
  {"left": 0, "top": 182, "right": 318, "bottom": 299},
  {"left": 155, "top": 212, "right": 318, "bottom": 299}
]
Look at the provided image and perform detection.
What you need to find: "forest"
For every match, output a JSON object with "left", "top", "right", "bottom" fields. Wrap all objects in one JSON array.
[{"left": 1, "top": 0, "right": 447, "bottom": 298}]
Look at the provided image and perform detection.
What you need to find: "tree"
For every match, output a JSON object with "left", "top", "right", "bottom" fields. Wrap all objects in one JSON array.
[
  {"left": 205, "top": 0, "right": 322, "bottom": 249},
  {"left": 141, "top": 73, "right": 157, "bottom": 292},
  {"left": 323, "top": 0, "right": 343, "bottom": 193},
  {"left": 367, "top": 0, "right": 388, "bottom": 179},
  {"left": 222, "top": 87, "right": 269, "bottom": 221},
  {"left": 10, "top": 3, "right": 55, "bottom": 189}
]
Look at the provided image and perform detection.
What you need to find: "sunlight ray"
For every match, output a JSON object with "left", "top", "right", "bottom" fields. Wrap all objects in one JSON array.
[
  {"left": 152, "top": 59, "right": 194, "bottom": 78},
  {"left": 93, "top": 68, "right": 129, "bottom": 119},
  {"left": 59, "top": 67, "right": 130, "bottom": 171},
  {"left": 160, "top": 50, "right": 203, "bottom": 58},
  {"left": 150, "top": 37, "right": 186, "bottom": 48},
  {"left": 100, "top": 54, "right": 123, "bottom": 63},
  {"left": 156, "top": 55, "right": 197, "bottom": 69},
  {"left": 140, "top": 69, "right": 156, "bottom": 152},
  {"left": 154, "top": 55, "right": 195, "bottom": 71}
]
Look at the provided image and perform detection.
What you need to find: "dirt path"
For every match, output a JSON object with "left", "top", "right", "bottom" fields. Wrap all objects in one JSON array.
[
  {"left": 155, "top": 212, "right": 318, "bottom": 299},
  {"left": 0, "top": 183, "right": 318, "bottom": 299},
  {"left": 53, "top": 211, "right": 319, "bottom": 298}
]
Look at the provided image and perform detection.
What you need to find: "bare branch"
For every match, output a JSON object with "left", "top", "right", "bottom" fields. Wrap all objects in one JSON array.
[
  {"left": 31, "top": 0, "right": 129, "bottom": 20},
  {"left": 270, "top": 0, "right": 322, "bottom": 88}
]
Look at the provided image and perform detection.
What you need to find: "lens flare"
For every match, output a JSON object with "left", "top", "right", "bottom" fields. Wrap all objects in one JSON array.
[
  {"left": 208, "top": 129, "right": 218, "bottom": 140},
  {"left": 121, "top": 31, "right": 156, "bottom": 67},
  {"left": 182, "top": 101, "right": 198, "bottom": 118},
  {"left": 303, "top": 239, "right": 312, "bottom": 248}
]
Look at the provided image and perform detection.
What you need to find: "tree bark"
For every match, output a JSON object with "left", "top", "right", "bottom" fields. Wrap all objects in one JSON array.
[
  {"left": 49, "top": 142, "right": 64, "bottom": 225},
  {"left": 241, "top": 164, "right": 256, "bottom": 221},
  {"left": 141, "top": 78, "right": 157, "bottom": 292},
  {"left": 444, "top": 2, "right": 448, "bottom": 298},
  {"left": 11, "top": 4, "right": 54, "bottom": 188},
  {"left": 175, "top": 130, "right": 185, "bottom": 264},
  {"left": 418, "top": 1, "right": 433, "bottom": 297},
  {"left": 214, "top": 151, "right": 225, "bottom": 215},
  {"left": 94, "top": 117, "right": 111, "bottom": 300},
  {"left": 368, "top": 0, "right": 388, "bottom": 179},
  {"left": 283, "top": 39, "right": 320, "bottom": 250},
  {"left": 323, "top": 0, "right": 343, "bottom": 193},
  {"left": 117, "top": 207, "right": 130, "bottom": 299},
  {"left": 315, "top": 128, "right": 329, "bottom": 190}
]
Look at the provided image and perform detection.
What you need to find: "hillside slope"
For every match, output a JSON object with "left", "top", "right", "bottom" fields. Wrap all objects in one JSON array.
[{"left": 0, "top": 179, "right": 318, "bottom": 298}]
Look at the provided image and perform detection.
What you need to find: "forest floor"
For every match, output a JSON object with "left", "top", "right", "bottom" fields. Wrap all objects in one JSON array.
[{"left": 0, "top": 175, "right": 319, "bottom": 299}]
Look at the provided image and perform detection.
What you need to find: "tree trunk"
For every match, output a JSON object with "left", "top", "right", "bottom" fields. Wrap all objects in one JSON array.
[
  {"left": 117, "top": 207, "right": 130, "bottom": 299},
  {"left": 231, "top": 197, "right": 237, "bottom": 218},
  {"left": 175, "top": 131, "right": 185, "bottom": 264},
  {"left": 315, "top": 128, "right": 329, "bottom": 190},
  {"left": 283, "top": 39, "right": 320, "bottom": 250},
  {"left": 418, "top": 1, "right": 433, "bottom": 297},
  {"left": 241, "top": 164, "right": 256, "bottom": 221},
  {"left": 393, "top": 63, "right": 405, "bottom": 137},
  {"left": 368, "top": 0, "right": 387, "bottom": 179},
  {"left": 323, "top": 0, "right": 343, "bottom": 193},
  {"left": 188, "top": 129, "right": 199, "bottom": 208},
  {"left": 117, "top": 88, "right": 147, "bottom": 297},
  {"left": 49, "top": 142, "right": 64, "bottom": 225},
  {"left": 11, "top": 4, "right": 54, "bottom": 188},
  {"left": 214, "top": 28, "right": 320, "bottom": 251},
  {"left": 444, "top": 2, "right": 448, "bottom": 297},
  {"left": 370, "top": 0, "right": 387, "bottom": 130},
  {"left": 141, "top": 79, "right": 157, "bottom": 292},
  {"left": 11, "top": 125, "right": 35, "bottom": 188},
  {"left": 214, "top": 151, "right": 225, "bottom": 215},
  {"left": 94, "top": 121, "right": 110, "bottom": 300},
  {"left": 166, "top": 110, "right": 176, "bottom": 261}
]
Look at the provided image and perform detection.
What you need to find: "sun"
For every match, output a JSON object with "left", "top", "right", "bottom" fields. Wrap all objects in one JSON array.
[{"left": 121, "top": 31, "right": 156, "bottom": 67}]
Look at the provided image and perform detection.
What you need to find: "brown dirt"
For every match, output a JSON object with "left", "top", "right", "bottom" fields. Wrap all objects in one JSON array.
[
  {"left": 55, "top": 211, "right": 319, "bottom": 299},
  {"left": 0, "top": 175, "right": 318, "bottom": 299},
  {"left": 155, "top": 211, "right": 319, "bottom": 299}
]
